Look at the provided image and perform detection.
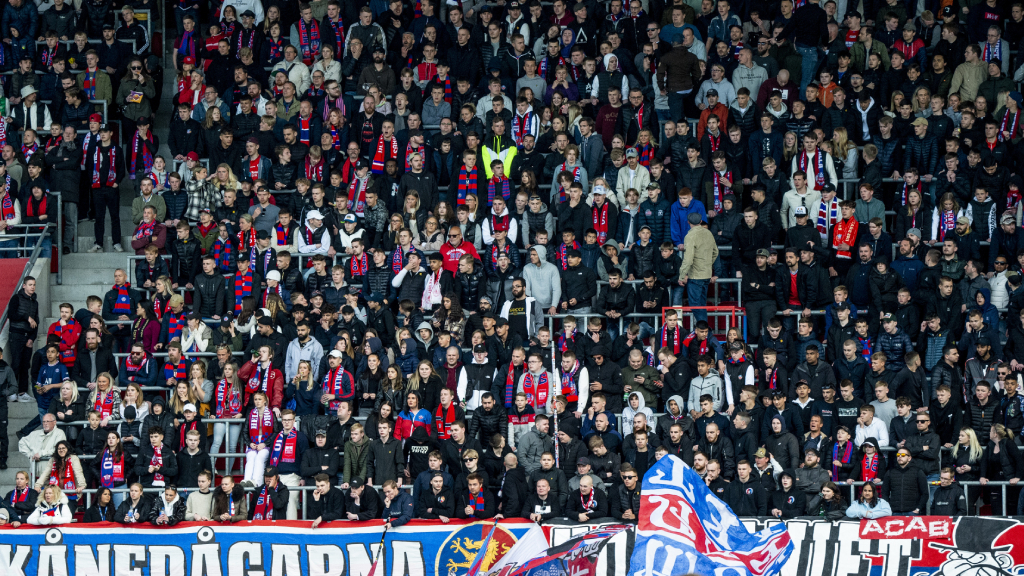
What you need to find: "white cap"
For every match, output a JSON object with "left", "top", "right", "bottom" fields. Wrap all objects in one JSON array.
[
  {"left": 266, "top": 270, "right": 282, "bottom": 282},
  {"left": 329, "top": 350, "right": 344, "bottom": 358},
  {"left": 306, "top": 209, "right": 325, "bottom": 221},
  {"left": 183, "top": 403, "right": 197, "bottom": 413}
]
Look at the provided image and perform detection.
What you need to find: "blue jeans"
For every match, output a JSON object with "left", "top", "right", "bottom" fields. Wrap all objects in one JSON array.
[
  {"left": 668, "top": 92, "right": 688, "bottom": 123},
  {"left": 670, "top": 284, "right": 685, "bottom": 307},
  {"left": 26, "top": 235, "right": 51, "bottom": 257},
  {"left": 795, "top": 44, "right": 821, "bottom": 96},
  {"left": 687, "top": 279, "right": 709, "bottom": 322},
  {"left": 0, "top": 238, "right": 18, "bottom": 258},
  {"left": 926, "top": 473, "right": 940, "bottom": 510}
]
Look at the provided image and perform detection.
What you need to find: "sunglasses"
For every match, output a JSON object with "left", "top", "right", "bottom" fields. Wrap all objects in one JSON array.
[
  {"left": 463, "top": 457, "right": 477, "bottom": 462},
  {"left": 622, "top": 475, "right": 637, "bottom": 479}
]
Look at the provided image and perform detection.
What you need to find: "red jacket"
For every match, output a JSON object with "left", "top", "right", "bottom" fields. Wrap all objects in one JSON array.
[
  {"left": 47, "top": 319, "right": 81, "bottom": 368},
  {"left": 239, "top": 360, "right": 285, "bottom": 410}
]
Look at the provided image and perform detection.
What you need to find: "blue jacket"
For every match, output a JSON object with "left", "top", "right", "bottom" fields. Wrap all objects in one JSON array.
[
  {"left": 670, "top": 199, "right": 707, "bottom": 245},
  {"left": 2, "top": 3, "right": 38, "bottom": 44},
  {"left": 892, "top": 256, "right": 924, "bottom": 293},
  {"left": 638, "top": 195, "right": 671, "bottom": 245},
  {"left": 396, "top": 338, "right": 420, "bottom": 377},
  {"left": 163, "top": 188, "right": 189, "bottom": 222},
  {"left": 383, "top": 490, "right": 414, "bottom": 527},
  {"left": 123, "top": 353, "right": 158, "bottom": 388}
]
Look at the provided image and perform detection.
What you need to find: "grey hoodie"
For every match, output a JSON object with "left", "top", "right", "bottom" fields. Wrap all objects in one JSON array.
[
  {"left": 688, "top": 368, "right": 725, "bottom": 413},
  {"left": 522, "top": 245, "right": 562, "bottom": 309}
]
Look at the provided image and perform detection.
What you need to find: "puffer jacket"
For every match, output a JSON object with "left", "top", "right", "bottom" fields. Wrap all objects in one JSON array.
[
  {"left": 709, "top": 205, "right": 741, "bottom": 246},
  {"left": 192, "top": 272, "right": 225, "bottom": 318},
  {"left": 902, "top": 427, "right": 940, "bottom": 476},
  {"left": 364, "top": 262, "right": 395, "bottom": 299},
  {"left": 902, "top": 133, "right": 940, "bottom": 176},
  {"left": 764, "top": 429, "right": 801, "bottom": 471},
  {"left": 168, "top": 237, "right": 201, "bottom": 287},
  {"left": 456, "top": 260, "right": 486, "bottom": 309},
  {"left": 877, "top": 328, "right": 913, "bottom": 372},
  {"left": 881, "top": 463, "right": 928, "bottom": 513},
  {"left": 638, "top": 194, "right": 671, "bottom": 245},
  {"left": 8, "top": 287, "right": 38, "bottom": 336}
]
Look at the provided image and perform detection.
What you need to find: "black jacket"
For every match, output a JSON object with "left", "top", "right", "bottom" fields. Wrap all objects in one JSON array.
[
  {"left": 175, "top": 449, "right": 213, "bottom": 488},
  {"left": 881, "top": 464, "right": 929, "bottom": 513},
  {"left": 134, "top": 442, "right": 178, "bottom": 487},
  {"left": 114, "top": 496, "right": 153, "bottom": 524},
  {"left": 610, "top": 482, "right": 641, "bottom": 521},
  {"left": 307, "top": 486, "right": 346, "bottom": 522},
  {"left": 726, "top": 476, "right": 769, "bottom": 516},
  {"left": 192, "top": 272, "right": 226, "bottom": 318},
  {"left": 72, "top": 346, "right": 118, "bottom": 387},
  {"left": 168, "top": 237, "right": 202, "bottom": 287},
  {"left": 344, "top": 486, "right": 382, "bottom": 520},
  {"left": 418, "top": 485, "right": 457, "bottom": 518}
]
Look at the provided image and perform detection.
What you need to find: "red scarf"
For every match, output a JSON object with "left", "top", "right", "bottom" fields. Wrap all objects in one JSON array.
[
  {"left": 237, "top": 227, "right": 256, "bottom": 252},
  {"left": 435, "top": 402, "right": 457, "bottom": 438},
  {"left": 522, "top": 372, "right": 549, "bottom": 409},
  {"left": 92, "top": 146, "right": 117, "bottom": 189},
  {"left": 371, "top": 135, "right": 398, "bottom": 174},
  {"left": 348, "top": 177, "right": 368, "bottom": 213},
  {"left": 513, "top": 111, "right": 533, "bottom": 146},
  {"left": 798, "top": 149, "right": 826, "bottom": 189},
  {"left": 298, "top": 18, "right": 322, "bottom": 65},
  {"left": 48, "top": 459, "right": 76, "bottom": 491},
  {"left": 304, "top": 156, "right": 324, "bottom": 181},
  {"left": 134, "top": 219, "right": 156, "bottom": 241},
  {"left": 248, "top": 407, "right": 274, "bottom": 444},
  {"left": 150, "top": 446, "right": 164, "bottom": 484},
  {"left": 349, "top": 252, "right": 368, "bottom": 277},
  {"left": 274, "top": 223, "right": 290, "bottom": 246},
  {"left": 249, "top": 157, "right": 262, "bottom": 181},
  {"left": 215, "top": 380, "right": 242, "bottom": 417},
  {"left": 592, "top": 201, "right": 610, "bottom": 243},
  {"left": 661, "top": 326, "right": 680, "bottom": 355},
  {"left": 130, "top": 131, "right": 154, "bottom": 174},
  {"left": 860, "top": 452, "right": 879, "bottom": 481},
  {"left": 93, "top": 389, "right": 116, "bottom": 419},
  {"left": 0, "top": 190, "right": 13, "bottom": 221},
  {"left": 270, "top": 429, "right": 298, "bottom": 465},
  {"left": 832, "top": 218, "right": 858, "bottom": 259},
  {"left": 635, "top": 142, "right": 654, "bottom": 167},
  {"left": 25, "top": 194, "right": 47, "bottom": 218},
  {"left": 711, "top": 171, "right": 731, "bottom": 212}
]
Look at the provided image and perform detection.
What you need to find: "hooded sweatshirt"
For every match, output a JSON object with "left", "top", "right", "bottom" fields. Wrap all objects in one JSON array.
[
  {"left": 521, "top": 245, "right": 562, "bottom": 309},
  {"left": 621, "top": 392, "right": 655, "bottom": 429},
  {"left": 688, "top": 368, "right": 724, "bottom": 413},
  {"left": 396, "top": 337, "right": 420, "bottom": 377},
  {"left": 413, "top": 321, "right": 435, "bottom": 359}
]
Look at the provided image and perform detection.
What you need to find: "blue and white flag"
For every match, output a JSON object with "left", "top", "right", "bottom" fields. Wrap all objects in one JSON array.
[{"left": 628, "top": 455, "right": 793, "bottom": 576}]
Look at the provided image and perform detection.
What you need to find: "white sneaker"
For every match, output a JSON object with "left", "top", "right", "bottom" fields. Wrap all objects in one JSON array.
[
  {"left": 17, "top": 393, "right": 32, "bottom": 403},
  {"left": 112, "top": 243, "right": 124, "bottom": 253},
  {"left": 6, "top": 394, "right": 15, "bottom": 402},
  {"left": 88, "top": 244, "right": 103, "bottom": 253}
]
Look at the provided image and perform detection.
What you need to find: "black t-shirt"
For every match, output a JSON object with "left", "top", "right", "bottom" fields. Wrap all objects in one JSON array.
[{"left": 506, "top": 299, "right": 528, "bottom": 341}]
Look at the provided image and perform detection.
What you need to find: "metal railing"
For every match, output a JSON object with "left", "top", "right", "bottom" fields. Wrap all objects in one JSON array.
[{"left": 0, "top": 219, "right": 56, "bottom": 333}]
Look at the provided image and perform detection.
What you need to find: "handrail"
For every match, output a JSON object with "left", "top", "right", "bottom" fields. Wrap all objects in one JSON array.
[{"left": 0, "top": 221, "right": 54, "bottom": 341}]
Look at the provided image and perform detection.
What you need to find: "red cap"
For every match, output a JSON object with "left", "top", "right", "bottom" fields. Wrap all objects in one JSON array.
[
  {"left": 88, "top": 113, "right": 102, "bottom": 123},
  {"left": 183, "top": 56, "right": 195, "bottom": 65},
  {"left": 186, "top": 152, "right": 200, "bottom": 162}
]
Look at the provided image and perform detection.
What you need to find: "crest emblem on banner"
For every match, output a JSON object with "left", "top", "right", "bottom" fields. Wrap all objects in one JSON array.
[{"left": 436, "top": 522, "right": 518, "bottom": 576}]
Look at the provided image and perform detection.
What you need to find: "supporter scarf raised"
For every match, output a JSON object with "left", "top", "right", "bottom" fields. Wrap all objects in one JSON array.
[
  {"left": 151, "top": 446, "right": 164, "bottom": 484},
  {"left": 832, "top": 218, "right": 858, "bottom": 259},
  {"left": 269, "top": 430, "right": 299, "bottom": 465},
  {"left": 522, "top": 372, "right": 549, "bottom": 409},
  {"left": 322, "top": 366, "right": 353, "bottom": 412},
  {"left": 831, "top": 440, "right": 853, "bottom": 481},
  {"left": 48, "top": 460, "right": 76, "bottom": 492},
  {"left": 1009, "top": 188, "right": 1022, "bottom": 210},
  {"left": 372, "top": 135, "right": 398, "bottom": 174},
  {"left": 215, "top": 380, "right": 242, "bottom": 417},
  {"left": 798, "top": 149, "right": 826, "bottom": 189},
  {"left": 237, "top": 227, "right": 256, "bottom": 252},
  {"left": 298, "top": 19, "right": 322, "bottom": 65},
  {"left": 297, "top": 115, "right": 312, "bottom": 145},
  {"left": 592, "top": 202, "right": 610, "bottom": 243},
  {"left": 112, "top": 282, "right": 132, "bottom": 314},
  {"left": 329, "top": 18, "right": 345, "bottom": 55},
  {"left": 456, "top": 165, "right": 477, "bottom": 204},
  {"left": 391, "top": 247, "right": 405, "bottom": 273},
  {"left": 983, "top": 40, "right": 1002, "bottom": 63}
]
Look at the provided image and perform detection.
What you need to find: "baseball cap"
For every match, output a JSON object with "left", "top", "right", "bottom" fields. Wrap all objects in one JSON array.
[
  {"left": 247, "top": 136, "right": 259, "bottom": 145},
  {"left": 89, "top": 113, "right": 103, "bottom": 123},
  {"left": 264, "top": 466, "right": 278, "bottom": 477},
  {"left": 183, "top": 56, "right": 196, "bottom": 65},
  {"left": 729, "top": 341, "right": 744, "bottom": 351},
  {"left": 625, "top": 148, "right": 639, "bottom": 158},
  {"left": 903, "top": 22, "right": 915, "bottom": 31},
  {"left": 349, "top": 477, "right": 364, "bottom": 489},
  {"left": 577, "top": 456, "right": 591, "bottom": 466},
  {"left": 183, "top": 403, "right": 196, "bottom": 413},
  {"left": 835, "top": 302, "right": 851, "bottom": 311},
  {"left": 343, "top": 214, "right": 357, "bottom": 223},
  {"left": 495, "top": 317, "right": 509, "bottom": 328},
  {"left": 755, "top": 248, "right": 769, "bottom": 258},
  {"left": 707, "top": 88, "right": 718, "bottom": 97},
  {"left": 881, "top": 312, "right": 895, "bottom": 322},
  {"left": 794, "top": 206, "right": 808, "bottom": 216},
  {"left": 822, "top": 183, "right": 836, "bottom": 192},
  {"left": 316, "top": 429, "right": 327, "bottom": 437},
  {"left": 1002, "top": 214, "right": 1017, "bottom": 225},
  {"left": 754, "top": 447, "right": 768, "bottom": 458},
  {"left": 911, "top": 117, "right": 929, "bottom": 127},
  {"left": 473, "top": 344, "right": 487, "bottom": 354},
  {"left": 186, "top": 151, "right": 200, "bottom": 162},
  {"left": 256, "top": 229, "right": 270, "bottom": 240},
  {"left": 241, "top": 9, "right": 256, "bottom": 17},
  {"left": 957, "top": 216, "right": 971, "bottom": 225},
  {"left": 329, "top": 349, "right": 344, "bottom": 358},
  {"left": 845, "top": 10, "right": 862, "bottom": 19}
]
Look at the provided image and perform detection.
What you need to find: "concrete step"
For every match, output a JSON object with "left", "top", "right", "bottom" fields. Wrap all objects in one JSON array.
[
  {"left": 50, "top": 283, "right": 113, "bottom": 316},
  {"left": 60, "top": 252, "right": 130, "bottom": 270},
  {"left": 56, "top": 267, "right": 126, "bottom": 286},
  {"left": 76, "top": 235, "right": 134, "bottom": 253}
]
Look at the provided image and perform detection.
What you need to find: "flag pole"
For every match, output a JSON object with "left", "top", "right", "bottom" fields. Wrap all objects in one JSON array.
[{"left": 368, "top": 522, "right": 390, "bottom": 576}]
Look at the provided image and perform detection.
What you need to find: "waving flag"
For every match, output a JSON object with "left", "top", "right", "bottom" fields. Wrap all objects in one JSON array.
[
  {"left": 466, "top": 520, "right": 501, "bottom": 576},
  {"left": 629, "top": 455, "right": 793, "bottom": 576},
  {"left": 485, "top": 524, "right": 630, "bottom": 576}
]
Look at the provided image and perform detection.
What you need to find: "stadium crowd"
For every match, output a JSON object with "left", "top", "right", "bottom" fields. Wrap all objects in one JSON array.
[{"left": 2, "top": 0, "right": 1024, "bottom": 528}]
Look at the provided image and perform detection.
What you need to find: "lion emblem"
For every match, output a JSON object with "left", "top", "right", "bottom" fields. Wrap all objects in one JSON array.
[{"left": 445, "top": 536, "right": 511, "bottom": 575}]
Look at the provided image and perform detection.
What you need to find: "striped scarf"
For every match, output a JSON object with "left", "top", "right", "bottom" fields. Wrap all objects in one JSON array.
[
  {"left": 82, "top": 70, "right": 97, "bottom": 99},
  {"left": 212, "top": 238, "right": 233, "bottom": 272},
  {"left": 372, "top": 135, "right": 397, "bottom": 174},
  {"left": 486, "top": 176, "right": 511, "bottom": 205},
  {"left": 556, "top": 241, "right": 578, "bottom": 269},
  {"left": 817, "top": 198, "right": 839, "bottom": 238},
  {"left": 267, "top": 37, "right": 284, "bottom": 60},
  {"left": 92, "top": 146, "right": 117, "bottom": 189},
  {"left": 112, "top": 282, "right": 132, "bottom": 314},
  {"left": 939, "top": 210, "right": 955, "bottom": 241},
  {"left": 457, "top": 165, "right": 477, "bottom": 204},
  {"left": 635, "top": 143, "right": 654, "bottom": 168},
  {"left": 178, "top": 29, "right": 195, "bottom": 59},
  {"left": 234, "top": 269, "right": 253, "bottom": 313},
  {"left": 0, "top": 191, "right": 14, "bottom": 221},
  {"left": 512, "top": 111, "right": 532, "bottom": 146},
  {"left": 592, "top": 201, "right": 610, "bottom": 243},
  {"left": 297, "top": 115, "right": 312, "bottom": 145},
  {"left": 432, "top": 75, "right": 452, "bottom": 103},
  {"left": 831, "top": 441, "right": 853, "bottom": 481},
  {"left": 130, "top": 131, "right": 154, "bottom": 174},
  {"left": 329, "top": 18, "right": 345, "bottom": 55},
  {"left": 298, "top": 18, "right": 322, "bottom": 65}
]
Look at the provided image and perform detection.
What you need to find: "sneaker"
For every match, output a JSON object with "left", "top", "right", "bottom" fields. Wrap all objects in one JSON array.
[
  {"left": 6, "top": 393, "right": 15, "bottom": 402},
  {"left": 17, "top": 393, "right": 32, "bottom": 403},
  {"left": 240, "top": 481, "right": 254, "bottom": 488},
  {"left": 112, "top": 243, "right": 124, "bottom": 252},
  {"left": 62, "top": 247, "right": 70, "bottom": 255},
  {"left": 88, "top": 244, "right": 103, "bottom": 253}
]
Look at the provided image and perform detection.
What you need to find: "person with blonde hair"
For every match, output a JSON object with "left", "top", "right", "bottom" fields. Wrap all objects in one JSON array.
[
  {"left": 26, "top": 485, "right": 73, "bottom": 525},
  {"left": 87, "top": 373, "right": 120, "bottom": 427}
]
